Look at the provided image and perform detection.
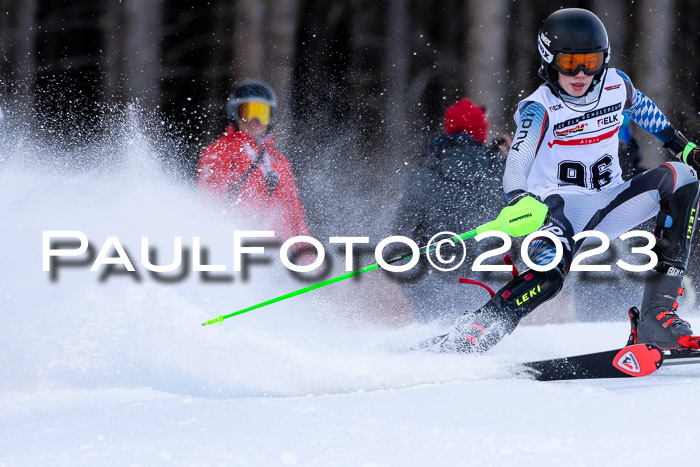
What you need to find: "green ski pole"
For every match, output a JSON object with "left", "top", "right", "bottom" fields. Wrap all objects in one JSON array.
[{"left": 202, "top": 195, "right": 548, "bottom": 326}]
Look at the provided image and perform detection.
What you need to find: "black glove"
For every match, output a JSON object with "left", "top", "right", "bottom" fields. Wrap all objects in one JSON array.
[
  {"left": 664, "top": 130, "right": 700, "bottom": 175},
  {"left": 679, "top": 142, "right": 700, "bottom": 173},
  {"left": 505, "top": 189, "right": 550, "bottom": 227},
  {"left": 506, "top": 189, "right": 537, "bottom": 205}
]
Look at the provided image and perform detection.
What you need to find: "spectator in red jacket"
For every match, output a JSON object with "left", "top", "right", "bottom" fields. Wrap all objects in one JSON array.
[{"left": 198, "top": 81, "right": 309, "bottom": 243}]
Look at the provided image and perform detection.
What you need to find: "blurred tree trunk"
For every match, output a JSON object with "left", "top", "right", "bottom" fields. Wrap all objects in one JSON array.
[
  {"left": 346, "top": 3, "right": 381, "bottom": 124},
  {"left": 591, "top": 0, "right": 628, "bottom": 64},
  {"left": 230, "top": 0, "right": 299, "bottom": 127},
  {"left": 465, "top": 0, "right": 508, "bottom": 133},
  {"left": 233, "top": 0, "right": 265, "bottom": 81},
  {"left": 505, "top": 1, "right": 537, "bottom": 133},
  {"left": 2, "top": 0, "right": 38, "bottom": 107},
  {"left": 205, "top": 0, "right": 232, "bottom": 112},
  {"left": 101, "top": 1, "right": 124, "bottom": 104},
  {"left": 632, "top": 1, "right": 674, "bottom": 167},
  {"left": 124, "top": 0, "right": 163, "bottom": 110},
  {"left": 384, "top": 0, "right": 409, "bottom": 164},
  {"left": 0, "top": 2, "right": 14, "bottom": 90},
  {"left": 266, "top": 0, "right": 300, "bottom": 123}
]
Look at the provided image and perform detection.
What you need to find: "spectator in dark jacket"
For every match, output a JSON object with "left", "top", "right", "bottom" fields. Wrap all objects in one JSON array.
[{"left": 394, "top": 98, "right": 505, "bottom": 322}]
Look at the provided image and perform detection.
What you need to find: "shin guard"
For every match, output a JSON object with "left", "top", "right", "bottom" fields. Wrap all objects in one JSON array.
[
  {"left": 443, "top": 267, "right": 564, "bottom": 353},
  {"left": 636, "top": 180, "right": 700, "bottom": 347}
]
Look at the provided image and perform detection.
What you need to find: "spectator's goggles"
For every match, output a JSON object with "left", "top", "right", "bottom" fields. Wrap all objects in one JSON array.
[
  {"left": 553, "top": 52, "right": 605, "bottom": 76},
  {"left": 238, "top": 101, "right": 271, "bottom": 125}
]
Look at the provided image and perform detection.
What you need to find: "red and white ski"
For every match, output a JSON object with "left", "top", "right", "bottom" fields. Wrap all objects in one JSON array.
[{"left": 523, "top": 343, "right": 663, "bottom": 381}]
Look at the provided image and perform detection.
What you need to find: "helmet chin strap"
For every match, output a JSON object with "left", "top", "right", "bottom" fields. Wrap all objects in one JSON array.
[{"left": 542, "top": 66, "right": 608, "bottom": 113}]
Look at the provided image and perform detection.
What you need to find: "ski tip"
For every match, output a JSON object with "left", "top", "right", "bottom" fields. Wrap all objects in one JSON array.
[
  {"left": 523, "top": 343, "right": 664, "bottom": 381},
  {"left": 612, "top": 343, "right": 663, "bottom": 377}
]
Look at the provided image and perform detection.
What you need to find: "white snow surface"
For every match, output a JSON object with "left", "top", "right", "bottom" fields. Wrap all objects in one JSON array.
[{"left": 1, "top": 122, "right": 700, "bottom": 466}]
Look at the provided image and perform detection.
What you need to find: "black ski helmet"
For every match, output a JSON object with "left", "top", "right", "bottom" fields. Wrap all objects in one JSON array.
[
  {"left": 226, "top": 81, "right": 277, "bottom": 127},
  {"left": 537, "top": 8, "right": 610, "bottom": 86}
]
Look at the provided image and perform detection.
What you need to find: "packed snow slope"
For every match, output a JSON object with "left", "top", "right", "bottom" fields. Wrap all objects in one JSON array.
[{"left": 1, "top": 114, "right": 699, "bottom": 466}]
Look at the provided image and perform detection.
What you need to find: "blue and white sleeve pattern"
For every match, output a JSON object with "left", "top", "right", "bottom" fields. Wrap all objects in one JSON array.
[
  {"left": 617, "top": 70, "right": 673, "bottom": 141},
  {"left": 627, "top": 88, "right": 671, "bottom": 134},
  {"left": 503, "top": 101, "right": 548, "bottom": 201}
]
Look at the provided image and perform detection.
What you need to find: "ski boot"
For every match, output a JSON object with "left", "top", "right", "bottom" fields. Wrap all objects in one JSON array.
[
  {"left": 427, "top": 266, "right": 564, "bottom": 353},
  {"left": 627, "top": 271, "right": 694, "bottom": 349},
  {"left": 436, "top": 302, "right": 523, "bottom": 353},
  {"left": 628, "top": 304, "right": 700, "bottom": 352},
  {"left": 626, "top": 178, "right": 700, "bottom": 349}
]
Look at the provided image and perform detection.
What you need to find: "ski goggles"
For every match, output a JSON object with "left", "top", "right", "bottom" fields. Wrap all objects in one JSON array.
[
  {"left": 553, "top": 52, "right": 605, "bottom": 76},
  {"left": 238, "top": 101, "right": 272, "bottom": 125}
]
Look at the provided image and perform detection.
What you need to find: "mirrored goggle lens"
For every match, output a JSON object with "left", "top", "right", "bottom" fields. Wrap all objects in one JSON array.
[
  {"left": 553, "top": 52, "right": 605, "bottom": 76},
  {"left": 238, "top": 102, "right": 271, "bottom": 125}
]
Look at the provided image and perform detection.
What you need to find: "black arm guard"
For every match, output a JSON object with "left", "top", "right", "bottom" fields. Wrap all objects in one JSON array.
[
  {"left": 663, "top": 130, "right": 689, "bottom": 156},
  {"left": 653, "top": 180, "right": 700, "bottom": 272}
]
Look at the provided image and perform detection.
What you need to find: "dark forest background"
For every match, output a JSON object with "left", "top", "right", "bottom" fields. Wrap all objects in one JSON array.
[
  {"left": 4, "top": 0, "right": 700, "bottom": 317},
  {"left": 3, "top": 0, "right": 700, "bottom": 235},
  {"left": 3, "top": 0, "right": 700, "bottom": 172}
]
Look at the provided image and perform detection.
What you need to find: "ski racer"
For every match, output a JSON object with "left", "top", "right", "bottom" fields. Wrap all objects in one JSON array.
[
  {"left": 197, "top": 81, "right": 310, "bottom": 243},
  {"left": 429, "top": 8, "right": 700, "bottom": 353}
]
